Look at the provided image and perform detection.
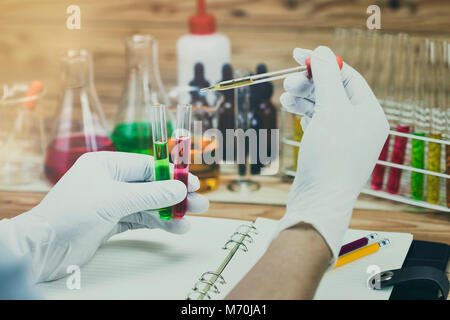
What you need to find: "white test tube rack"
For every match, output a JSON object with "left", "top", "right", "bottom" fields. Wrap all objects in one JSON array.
[{"left": 280, "top": 109, "right": 450, "bottom": 213}]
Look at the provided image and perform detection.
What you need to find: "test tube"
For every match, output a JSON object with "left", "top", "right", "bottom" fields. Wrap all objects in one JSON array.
[
  {"left": 371, "top": 34, "right": 394, "bottom": 190},
  {"left": 426, "top": 40, "right": 444, "bottom": 204},
  {"left": 386, "top": 34, "right": 411, "bottom": 195},
  {"left": 411, "top": 41, "right": 428, "bottom": 200},
  {"left": 172, "top": 104, "right": 192, "bottom": 219},
  {"left": 151, "top": 104, "right": 172, "bottom": 220},
  {"left": 444, "top": 41, "right": 450, "bottom": 208}
]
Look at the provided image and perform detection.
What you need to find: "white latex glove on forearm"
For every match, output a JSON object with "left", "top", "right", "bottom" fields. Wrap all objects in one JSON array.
[
  {"left": 0, "top": 152, "right": 209, "bottom": 283},
  {"left": 278, "top": 46, "right": 389, "bottom": 261}
]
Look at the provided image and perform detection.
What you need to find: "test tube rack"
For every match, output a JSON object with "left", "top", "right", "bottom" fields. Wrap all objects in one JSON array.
[{"left": 280, "top": 108, "right": 450, "bottom": 213}]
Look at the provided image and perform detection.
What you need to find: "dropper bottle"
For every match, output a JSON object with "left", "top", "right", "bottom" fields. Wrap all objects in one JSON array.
[
  {"left": 249, "top": 64, "right": 278, "bottom": 175},
  {"left": 177, "top": 0, "right": 231, "bottom": 88},
  {"left": 217, "top": 64, "right": 235, "bottom": 162},
  {"left": 189, "top": 63, "right": 213, "bottom": 132}
]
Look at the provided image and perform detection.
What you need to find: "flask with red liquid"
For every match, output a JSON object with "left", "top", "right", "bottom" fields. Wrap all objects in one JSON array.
[{"left": 44, "top": 50, "right": 115, "bottom": 184}]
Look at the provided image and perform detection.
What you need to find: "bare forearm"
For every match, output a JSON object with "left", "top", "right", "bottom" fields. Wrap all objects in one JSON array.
[{"left": 226, "top": 223, "right": 332, "bottom": 300}]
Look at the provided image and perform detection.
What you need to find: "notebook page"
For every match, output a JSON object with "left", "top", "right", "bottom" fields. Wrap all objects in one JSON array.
[
  {"left": 214, "top": 217, "right": 279, "bottom": 299},
  {"left": 314, "top": 230, "right": 413, "bottom": 300},
  {"left": 216, "top": 225, "right": 412, "bottom": 300},
  {"left": 36, "top": 216, "right": 247, "bottom": 300}
]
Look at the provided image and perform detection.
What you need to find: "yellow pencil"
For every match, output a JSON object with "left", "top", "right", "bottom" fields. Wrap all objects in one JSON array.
[{"left": 334, "top": 239, "right": 390, "bottom": 269}]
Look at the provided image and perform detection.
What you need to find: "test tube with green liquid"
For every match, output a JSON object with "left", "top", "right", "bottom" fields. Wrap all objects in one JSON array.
[
  {"left": 411, "top": 41, "right": 428, "bottom": 200},
  {"left": 151, "top": 104, "right": 172, "bottom": 220}
]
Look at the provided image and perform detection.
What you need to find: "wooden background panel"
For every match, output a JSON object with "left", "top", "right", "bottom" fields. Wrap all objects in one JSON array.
[
  {"left": 0, "top": 0, "right": 449, "bottom": 125},
  {"left": 1, "top": 0, "right": 450, "bottom": 31},
  {"left": 0, "top": 24, "right": 332, "bottom": 121}
]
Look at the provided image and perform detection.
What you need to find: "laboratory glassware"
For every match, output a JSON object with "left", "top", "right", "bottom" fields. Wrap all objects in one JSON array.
[
  {"left": 444, "top": 41, "right": 450, "bottom": 207},
  {"left": 0, "top": 81, "right": 46, "bottom": 186},
  {"left": 410, "top": 41, "right": 428, "bottom": 200},
  {"left": 425, "top": 40, "right": 444, "bottom": 204},
  {"left": 371, "top": 34, "right": 395, "bottom": 190},
  {"left": 172, "top": 104, "right": 192, "bottom": 219},
  {"left": 112, "top": 34, "right": 173, "bottom": 156},
  {"left": 44, "top": 50, "right": 115, "bottom": 185},
  {"left": 292, "top": 114, "right": 304, "bottom": 170},
  {"left": 249, "top": 63, "right": 278, "bottom": 175},
  {"left": 200, "top": 57, "right": 343, "bottom": 93},
  {"left": 227, "top": 69, "right": 260, "bottom": 193},
  {"left": 152, "top": 104, "right": 172, "bottom": 220},
  {"left": 217, "top": 64, "right": 235, "bottom": 162},
  {"left": 186, "top": 63, "right": 220, "bottom": 192},
  {"left": 386, "top": 34, "right": 411, "bottom": 195}
]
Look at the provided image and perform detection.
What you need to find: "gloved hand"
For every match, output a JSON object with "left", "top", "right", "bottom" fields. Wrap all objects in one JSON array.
[
  {"left": 278, "top": 46, "right": 389, "bottom": 262},
  {"left": 0, "top": 152, "right": 209, "bottom": 283}
]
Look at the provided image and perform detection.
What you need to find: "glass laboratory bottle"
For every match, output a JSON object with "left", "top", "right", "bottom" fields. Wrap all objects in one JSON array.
[
  {"left": 188, "top": 62, "right": 220, "bottom": 192},
  {"left": 44, "top": 50, "right": 115, "bottom": 185},
  {"left": 217, "top": 64, "right": 235, "bottom": 162},
  {"left": 112, "top": 35, "right": 173, "bottom": 156},
  {"left": 228, "top": 68, "right": 260, "bottom": 193},
  {"left": 0, "top": 81, "right": 46, "bottom": 186},
  {"left": 249, "top": 64, "right": 278, "bottom": 175}
]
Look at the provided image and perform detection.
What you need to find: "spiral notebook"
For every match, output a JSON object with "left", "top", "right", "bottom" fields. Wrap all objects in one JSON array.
[{"left": 36, "top": 216, "right": 412, "bottom": 300}]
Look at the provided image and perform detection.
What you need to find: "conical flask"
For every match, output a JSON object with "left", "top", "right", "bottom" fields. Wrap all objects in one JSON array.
[
  {"left": 44, "top": 49, "right": 115, "bottom": 185},
  {"left": 112, "top": 34, "right": 173, "bottom": 155},
  {"left": 0, "top": 81, "right": 46, "bottom": 186}
]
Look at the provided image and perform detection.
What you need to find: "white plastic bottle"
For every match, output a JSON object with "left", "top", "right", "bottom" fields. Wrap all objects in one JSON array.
[{"left": 177, "top": 0, "right": 231, "bottom": 89}]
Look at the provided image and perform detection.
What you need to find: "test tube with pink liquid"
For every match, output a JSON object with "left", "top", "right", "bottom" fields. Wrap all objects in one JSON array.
[{"left": 172, "top": 104, "right": 192, "bottom": 219}]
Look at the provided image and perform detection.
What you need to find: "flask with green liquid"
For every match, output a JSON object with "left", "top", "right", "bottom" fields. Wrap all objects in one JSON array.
[{"left": 112, "top": 34, "right": 173, "bottom": 155}]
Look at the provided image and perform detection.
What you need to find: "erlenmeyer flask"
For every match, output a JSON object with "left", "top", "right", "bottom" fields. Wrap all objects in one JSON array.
[
  {"left": 0, "top": 81, "right": 46, "bottom": 186},
  {"left": 44, "top": 49, "right": 115, "bottom": 185},
  {"left": 112, "top": 34, "right": 173, "bottom": 155}
]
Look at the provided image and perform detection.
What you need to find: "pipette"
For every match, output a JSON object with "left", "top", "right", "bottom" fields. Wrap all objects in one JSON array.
[{"left": 200, "top": 56, "right": 343, "bottom": 92}]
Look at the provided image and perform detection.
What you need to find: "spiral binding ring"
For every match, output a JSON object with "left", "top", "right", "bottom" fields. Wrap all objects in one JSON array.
[
  {"left": 236, "top": 225, "right": 259, "bottom": 235},
  {"left": 194, "top": 280, "right": 221, "bottom": 294},
  {"left": 223, "top": 240, "right": 248, "bottom": 252},
  {"left": 187, "top": 288, "right": 212, "bottom": 300},
  {"left": 231, "top": 232, "right": 254, "bottom": 243},
  {"left": 201, "top": 272, "right": 226, "bottom": 284}
]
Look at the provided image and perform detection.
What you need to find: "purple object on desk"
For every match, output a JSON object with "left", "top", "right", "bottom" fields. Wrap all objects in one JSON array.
[{"left": 339, "top": 233, "right": 378, "bottom": 256}]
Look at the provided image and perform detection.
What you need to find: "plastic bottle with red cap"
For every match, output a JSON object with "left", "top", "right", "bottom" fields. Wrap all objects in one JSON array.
[{"left": 177, "top": 0, "right": 230, "bottom": 89}]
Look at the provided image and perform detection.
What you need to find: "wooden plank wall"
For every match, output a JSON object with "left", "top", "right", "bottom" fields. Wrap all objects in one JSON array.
[{"left": 0, "top": 0, "right": 449, "bottom": 123}]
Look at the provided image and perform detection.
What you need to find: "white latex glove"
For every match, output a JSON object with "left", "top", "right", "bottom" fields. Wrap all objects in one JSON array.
[
  {"left": 278, "top": 46, "right": 389, "bottom": 261},
  {"left": 0, "top": 152, "right": 209, "bottom": 283}
]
